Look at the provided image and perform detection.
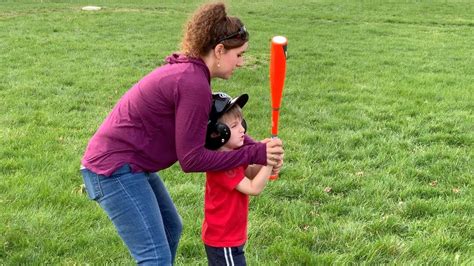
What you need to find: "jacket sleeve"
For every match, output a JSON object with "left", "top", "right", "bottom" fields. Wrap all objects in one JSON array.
[{"left": 243, "top": 134, "right": 257, "bottom": 146}]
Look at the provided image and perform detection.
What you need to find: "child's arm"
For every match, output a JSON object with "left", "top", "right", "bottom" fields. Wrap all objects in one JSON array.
[
  {"left": 245, "top": 164, "right": 262, "bottom": 180},
  {"left": 236, "top": 165, "right": 272, "bottom": 196}
]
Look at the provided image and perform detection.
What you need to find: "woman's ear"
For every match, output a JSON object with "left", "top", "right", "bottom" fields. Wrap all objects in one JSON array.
[{"left": 214, "top": 44, "right": 224, "bottom": 59}]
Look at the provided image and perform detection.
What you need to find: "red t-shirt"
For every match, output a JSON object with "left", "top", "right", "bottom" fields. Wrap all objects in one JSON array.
[{"left": 202, "top": 165, "right": 249, "bottom": 247}]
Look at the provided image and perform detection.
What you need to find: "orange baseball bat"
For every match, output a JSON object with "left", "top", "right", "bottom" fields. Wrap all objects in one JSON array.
[{"left": 269, "top": 36, "right": 287, "bottom": 180}]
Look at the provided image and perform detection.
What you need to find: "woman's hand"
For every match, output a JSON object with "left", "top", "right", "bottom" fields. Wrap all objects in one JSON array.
[
  {"left": 271, "top": 154, "right": 284, "bottom": 175},
  {"left": 262, "top": 138, "right": 284, "bottom": 166}
]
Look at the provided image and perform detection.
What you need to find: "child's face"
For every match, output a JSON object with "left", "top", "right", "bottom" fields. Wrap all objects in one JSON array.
[{"left": 220, "top": 115, "right": 246, "bottom": 150}]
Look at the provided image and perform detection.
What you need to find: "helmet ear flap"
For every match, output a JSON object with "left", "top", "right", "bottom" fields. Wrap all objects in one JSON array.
[
  {"left": 205, "top": 122, "right": 230, "bottom": 150},
  {"left": 215, "top": 122, "right": 231, "bottom": 144}
]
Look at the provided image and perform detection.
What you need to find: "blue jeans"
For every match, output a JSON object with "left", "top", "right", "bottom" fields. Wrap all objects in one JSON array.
[{"left": 81, "top": 164, "right": 182, "bottom": 265}]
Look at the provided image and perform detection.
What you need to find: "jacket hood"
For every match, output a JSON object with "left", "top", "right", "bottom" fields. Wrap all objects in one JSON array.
[
  {"left": 165, "top": 53, "right": 210, "bottom": 82},
  {"left": 166, "top": 53, "right": 204, "bottom": 65}
]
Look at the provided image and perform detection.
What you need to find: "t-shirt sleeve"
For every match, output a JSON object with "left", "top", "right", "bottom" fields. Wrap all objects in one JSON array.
[{"left": 207, "top": 166, "right": 246, "bottom": 191}]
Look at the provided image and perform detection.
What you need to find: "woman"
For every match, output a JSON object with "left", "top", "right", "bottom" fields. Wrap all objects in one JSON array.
[{"left": 80, "top": 2, "right": 284, "bottom": 265}]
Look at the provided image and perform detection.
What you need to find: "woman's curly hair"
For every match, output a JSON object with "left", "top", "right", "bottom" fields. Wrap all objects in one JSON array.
[{"left": 181, "top": 2, "right": 249, "bottom": 58}]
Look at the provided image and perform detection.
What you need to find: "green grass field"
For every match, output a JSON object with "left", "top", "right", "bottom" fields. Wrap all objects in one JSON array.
[{"left": 1, "top": 0, "right": 473, "bottom": 264}]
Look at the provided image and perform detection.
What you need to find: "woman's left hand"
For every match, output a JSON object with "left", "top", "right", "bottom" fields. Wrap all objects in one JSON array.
[
  {"left": 271, "top": 153, "right": 284, "bottom": 175},
  {"left": 261, "top": 138, "right": 284, "bottom": 170}
]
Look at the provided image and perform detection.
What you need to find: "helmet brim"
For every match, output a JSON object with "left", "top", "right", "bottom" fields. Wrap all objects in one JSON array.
[{"left": 223, "top": 93, "right": 248, "bottom": 114}]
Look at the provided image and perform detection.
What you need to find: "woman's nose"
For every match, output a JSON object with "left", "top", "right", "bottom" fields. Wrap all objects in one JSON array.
[{"left": 236, "top": 57, "right": 244, "bottom": 67}]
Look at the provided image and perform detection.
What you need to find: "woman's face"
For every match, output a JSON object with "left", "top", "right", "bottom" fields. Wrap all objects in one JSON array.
[{"left": 216, "top": 42, "right": 248, "bottom": 80}]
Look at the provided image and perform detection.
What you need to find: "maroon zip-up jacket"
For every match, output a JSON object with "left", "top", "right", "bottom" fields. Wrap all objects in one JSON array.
[{"left": 81, "top": 54, "right": 266, "bottom": 176}]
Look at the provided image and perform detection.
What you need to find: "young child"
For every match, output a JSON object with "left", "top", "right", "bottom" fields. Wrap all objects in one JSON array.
[{"left": 203, "top": 92, "right": 273, "bottom": 266}]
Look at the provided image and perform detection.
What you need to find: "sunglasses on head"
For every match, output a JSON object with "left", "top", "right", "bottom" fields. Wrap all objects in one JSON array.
[{"left": 216, "top": 26, "right": 248, "bottom": 44}]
